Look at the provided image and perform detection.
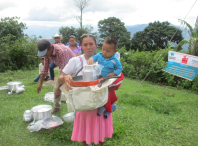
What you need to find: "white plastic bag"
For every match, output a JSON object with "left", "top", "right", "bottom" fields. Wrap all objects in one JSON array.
[
  {"left": 44, "top": 92, "right": 54, "bottom": 103},
  {"left": 44, "top": 92, "right": 66, "bottom": 103},
  {"left": 60, "top": 78, "right": 117, "bottom": 112},
  {"left": 27, "top": 115, "right": 63, "bottom": 132}
]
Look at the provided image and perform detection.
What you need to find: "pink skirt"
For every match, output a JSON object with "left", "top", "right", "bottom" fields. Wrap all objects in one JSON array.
[{"left": 71, "top": 108, "right": 113, "bottom": 145}]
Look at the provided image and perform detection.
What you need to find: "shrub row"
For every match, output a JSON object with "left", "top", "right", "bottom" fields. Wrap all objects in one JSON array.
[
  {"left": 119, "top": 46, "right": 198, "bottom": 92},
  {"left": 0, "top": 35, "right": 40, "bottom": 72}
]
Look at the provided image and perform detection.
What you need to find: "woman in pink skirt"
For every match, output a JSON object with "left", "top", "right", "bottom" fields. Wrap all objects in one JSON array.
[{"left": 58, "top": 34, "right": 113, "bottom": 146}]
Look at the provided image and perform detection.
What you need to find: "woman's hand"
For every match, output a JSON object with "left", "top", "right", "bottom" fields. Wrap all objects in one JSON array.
[
  {"left": 58, "top": 73, "right": 73, "bottom": 91},
  {"left": 87, "top": 57, "right": 94, "bottom": 65},
  {"left": 63, "top": 74, "right": 73, "bottom": 91}
]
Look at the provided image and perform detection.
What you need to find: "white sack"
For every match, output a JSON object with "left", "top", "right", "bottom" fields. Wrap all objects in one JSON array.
[{"left": 60, "top": 78, "right": 117, "bottom": 112}]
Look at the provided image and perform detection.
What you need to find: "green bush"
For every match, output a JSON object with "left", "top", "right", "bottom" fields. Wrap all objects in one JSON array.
[
  {"left": 119, "top": 47, "right": 198, "bottom": 93},
  {"left": 0, "top": 35, "right": 40, "bottom": 72}
]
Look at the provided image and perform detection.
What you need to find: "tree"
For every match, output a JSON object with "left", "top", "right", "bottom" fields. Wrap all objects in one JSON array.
[
  {"left": 74, "top": 0, "right": 90, "bottom": 29},
  {"left": 131, "top": 31, "right": 153, "bottom": 51},
  {"left": 98, "top": 17, "right": 131, "bottom": 48},
  {"left": 175, "top": 17, "right": 198, "bottom": 55},
  {"left": 59, "top": 26, "right": 76, "bottom": 44},
  {"left": 59, "top": 25, "right": 97, "bottom": 45},
  {"left": 131, "top": 21, "right": 183, "bottom": 51},
  {"left": 0, "top": 16, "right": 27, "bottom": 41}
]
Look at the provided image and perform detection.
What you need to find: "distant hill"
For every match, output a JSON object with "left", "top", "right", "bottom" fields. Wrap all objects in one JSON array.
[
  {"left": 125, "top": 24, "right": 149, "bottom": 37},
  {"left": 24, "top": 23, "right": 191, "bottom": 51},
  {"left": 24, "top": 25, "right": 61, "bottom": 39},
  {"left": 48, "top": 39, "right": 55, "bottom": 43},
  {"left": 24, "top": 23, "right": 190, "bottom": 40},
  {"left": 125, "top": 23, "right": 190, "bottom": 40}
]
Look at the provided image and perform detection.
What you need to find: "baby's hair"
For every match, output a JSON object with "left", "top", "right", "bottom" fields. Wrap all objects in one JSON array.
[{"left": 104, "top": 36, "right": 118, "bottom": 49}]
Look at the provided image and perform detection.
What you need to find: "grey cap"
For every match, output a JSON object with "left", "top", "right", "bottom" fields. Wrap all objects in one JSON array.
[{"left": 37, "top": 39, "right": 51, "bottom": 57}]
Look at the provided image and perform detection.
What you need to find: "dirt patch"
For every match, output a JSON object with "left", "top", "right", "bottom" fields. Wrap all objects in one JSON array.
[
  {"left": 54, "top": 67, "right": 59, "bottom": 70},
  {"left": 43, "top": 78, "right": 57, "bottom": 86}
]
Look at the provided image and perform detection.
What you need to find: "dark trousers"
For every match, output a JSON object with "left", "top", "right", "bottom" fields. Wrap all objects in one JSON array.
[
  {"left": 50, "top": 61, "right": 57, "bottom": 80},
  {"left": 34, "top": 75, "right": 49, "bottom": 82}
]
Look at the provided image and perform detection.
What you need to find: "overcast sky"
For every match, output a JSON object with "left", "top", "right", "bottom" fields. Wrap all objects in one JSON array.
[{"left": 0, "top": 0, "right": 197, "bottom": 28}]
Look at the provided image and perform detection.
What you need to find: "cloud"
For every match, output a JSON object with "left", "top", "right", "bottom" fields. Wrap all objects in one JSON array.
[
  {"left": 24, "top": 7, "right": 75, "bottom": 21},
  {"left": 1, "top": 0, "right": 197, "bottom": 28},
  {"left": 0, "top": 1, "right": 16, "bottom": 11},
  {"left": 83, "top": 0, "right": 137, "bottom": 13}
]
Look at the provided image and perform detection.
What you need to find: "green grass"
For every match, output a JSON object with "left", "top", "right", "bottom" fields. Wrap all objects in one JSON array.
[{"left": 0, "top": 70, "right": 198, "bottom": 146}]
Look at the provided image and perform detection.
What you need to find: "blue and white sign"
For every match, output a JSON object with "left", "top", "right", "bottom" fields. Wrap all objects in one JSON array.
[{"left": 162, "top": 51, "right": 198, "bottom": 81}]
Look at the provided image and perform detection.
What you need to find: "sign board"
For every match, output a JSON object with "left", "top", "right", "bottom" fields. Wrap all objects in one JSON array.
[{"left": 162, "top": 51, "right": 198, "bottom": 81}]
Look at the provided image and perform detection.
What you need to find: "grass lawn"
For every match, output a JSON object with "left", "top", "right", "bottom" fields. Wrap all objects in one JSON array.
[{"left": 0, "top": 69, "right": 197, "bottom": 146}]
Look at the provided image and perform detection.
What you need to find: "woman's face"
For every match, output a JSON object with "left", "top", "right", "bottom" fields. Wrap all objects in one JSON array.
[
  {"left": 81, "top": 37, "right": 97, "bottom": 58},
  {"left": 69, "top": 38, "right": 76, "bottom": 46}
]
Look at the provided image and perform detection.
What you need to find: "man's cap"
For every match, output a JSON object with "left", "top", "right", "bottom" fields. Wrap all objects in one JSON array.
[{"left": 37, "top": 39, "right": 51, "bottom": 57}]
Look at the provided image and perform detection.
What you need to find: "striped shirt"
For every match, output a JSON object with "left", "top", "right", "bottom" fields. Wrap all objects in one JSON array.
[{"left": 42, "top": 43, "right": 75, "bottom": 76}]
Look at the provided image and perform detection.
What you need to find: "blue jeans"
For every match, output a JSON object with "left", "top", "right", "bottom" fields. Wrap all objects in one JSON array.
[
  {"left": 34, "top": 75, "right": 49, "bottom": 82},
  {"left": 50, "top": 61, "right": 57, "bottom": 80}
]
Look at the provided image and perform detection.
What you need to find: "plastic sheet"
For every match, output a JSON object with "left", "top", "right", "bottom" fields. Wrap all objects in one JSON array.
[
  {"left": 44, "top": 92, "right": 66, "bottom": 102},
  {"left": 42, "top": 116, "right": 64, "bottom": 129},
  {"left": 0, "top": 86, "right": 8, "bottom": 91},
  {"left": 27, "top": 115, "right": 64, "bottom": 132},
  {"left": 44, "top": 92, "right": 54, "bottom": 103}
]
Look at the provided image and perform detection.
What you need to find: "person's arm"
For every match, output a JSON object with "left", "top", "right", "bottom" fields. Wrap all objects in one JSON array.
[
  {"left": 37, "top": 57, "right": 50, "bottom": 93},
  {"left": 59, "top": 48, "right": 75, "bottom": 74},
  {"left": 76, "top": 46, "right": 81, "bottom": 56},
  {"left": 113, "top": 60, "right": 122, "bottom": 76},
  {"left": 58, "top": 73, "right": 73, "bottom": 91},
  {"left": 59, "top": 56, "right": 83, "bottom": 90},
  {"left": 91, "top": 53, "right": 100, "bottom": 62},
  {"left": 107, "top": 72, "right": 117, "bottom": 77},
  {"left": 37, "top": 73, "right": 46, "bottom": 93},
  {"left": 87, "top": 53, "right": 99, "bottom": 64}
]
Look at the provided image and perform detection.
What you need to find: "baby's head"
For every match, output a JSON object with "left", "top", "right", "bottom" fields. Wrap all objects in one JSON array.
[
  {"left": 102, "top": 36, "right": 118, "bottom": 59},
  {"left": 40, "top": 57, "right": 44, "bottom": 65}
]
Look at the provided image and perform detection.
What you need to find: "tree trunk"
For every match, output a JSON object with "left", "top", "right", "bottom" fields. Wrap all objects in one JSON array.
[{"left": 81, "top": 9, "right": 82, "bottom": 29}]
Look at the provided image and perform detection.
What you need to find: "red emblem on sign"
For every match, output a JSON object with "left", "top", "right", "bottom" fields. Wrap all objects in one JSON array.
[{"left": 181, "top": 56, "right": 188, "bottom": 64}]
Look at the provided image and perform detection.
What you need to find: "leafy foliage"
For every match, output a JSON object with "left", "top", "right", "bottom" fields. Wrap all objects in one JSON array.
[
  {"left": 175, "top": 17, "right": 198, "bottom": 55},
  {"left": 120, "top": 47, "right": 198, "bottom": 92},
  {"left": 59, "top": 26, "right": 76, "bottom": 44},
  {"left": 131, "top": 21, "right": 183, "bottom": 51},
  {"left": 59, "top": 26, "right": 97, "bottom": 45},
  {"left": 0, "top": 35, "right": 40, "bottom": 72},
  {"left": 98, "top": 17, "right": 131, "bottom": 48},
  {"left": 0, "top": 16, "right": 27, "bottom": 41}
]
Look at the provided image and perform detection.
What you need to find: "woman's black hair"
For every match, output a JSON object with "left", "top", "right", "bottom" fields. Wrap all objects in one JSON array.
[
  {"left": 81, "top": 34, "right": 97, "bottom": 45},
  {"left": 69, "top": 33, "right": 76, "bottom": 40},
  {"left": 104, "top": 36, "right": 118, "bottom": 49}
]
